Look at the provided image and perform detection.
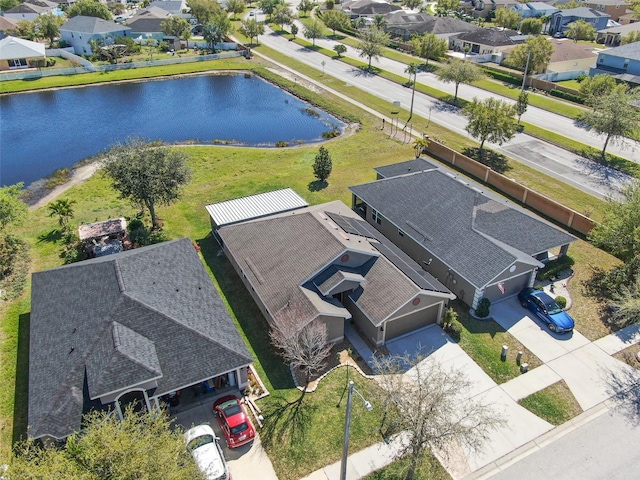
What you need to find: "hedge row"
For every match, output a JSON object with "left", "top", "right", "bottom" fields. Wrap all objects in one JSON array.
[
  {"left": 549, "top": 89, "right": 585, "bottom": 105},
  {"left": 482, "top": 69, "right": 522, "bottom": 87}
]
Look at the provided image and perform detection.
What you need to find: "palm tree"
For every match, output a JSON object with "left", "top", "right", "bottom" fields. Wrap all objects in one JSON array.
[
  {"left": 405, "top": 63, "right": 419, "bottom": 122},
  {"left": 413, "top": 137, "right": 428, "bottom": 158},
  {"left": 373, "top": 14, "right": 387, "bottom": 30},
  {"left": 48, "top": 198, "right": 76, "bottom": 232}
]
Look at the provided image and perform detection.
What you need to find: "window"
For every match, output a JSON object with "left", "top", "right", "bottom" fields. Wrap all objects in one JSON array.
[
  {"left": 398, "top": 229, "right": 405, "bottom": 237},
  {"left": 624, "top": 58, "right": 630, "bottom": 69},
  {"left": 8, "top": 58, "right": 28, "bottom": 68},
  {"left": 371, "top": 208, "right": 382, "bottom": 225}
]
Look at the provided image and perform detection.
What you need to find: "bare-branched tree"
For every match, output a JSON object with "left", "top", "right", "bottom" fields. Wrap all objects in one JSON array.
[
  {"left": 270, "top": 301, "right": 332, "bottom": 395},
  {"left": 371, "top": 353, "right": 503, "bottom": 480}
]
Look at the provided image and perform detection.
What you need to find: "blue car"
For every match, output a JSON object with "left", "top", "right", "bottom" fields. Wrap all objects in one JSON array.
[{"left": 517, "top": 288, "right": 575, "bottom": 334}]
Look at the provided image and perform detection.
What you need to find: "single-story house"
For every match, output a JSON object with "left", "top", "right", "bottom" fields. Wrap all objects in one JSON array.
[
  {"left": 384, "top": 12, "right": 480, "bottom": 42},
  {"left": 28, "top": 238, "right": 253, "bottom": 441},
  {"left": 342, "top": 0, "right": 402, "bottom": 19},
  {"left": 590, "top": 40, "right": 640, "bottom": 84},
  {"left": 349, "top": 159, "right": 576, "bottom": 310},
  {"left": 450, "top": 28, "right": 525, "bottom": 55},
  {"left": 217, "top": 196, "right": 455, "bottom": 347},
  {"left": 583, "top": 0, "right": 629, "bottom": 22},
  {"left": 510, "top": 2, "right": 558, "bottom": 19},
  {"left": 596, "top": 21, "right": 640, "bottom": 45},
  {"left": 60, "top": 15, "right": 131, "bottom": 55},
  {"left": 3, "top": 0, "right": 59, "bottom": 21},
  {"left": 0, "top": 35, "right": 45, "bottom": 70},
  {"left": 549, "top": 7, "right": 610, "bottom": 35},
  {"left": 125, "top": 6, "right": 173, "bottom": 41},
  {"left": 546, "top": 38, "right": 599, "bottom": 72},
  {"left": 0, "top": 16, "right": 19, "bottom": 40}
]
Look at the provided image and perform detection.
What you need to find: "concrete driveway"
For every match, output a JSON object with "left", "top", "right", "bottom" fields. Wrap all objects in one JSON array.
[
  {"left": 384, "top": 326, "right": 553, "bottom": 477},
  {"left": 173, "top": 398, "right": 278, "bottom": 480},
  {"left": 491, "top": 299, "right": 640, "bottom": 411}
]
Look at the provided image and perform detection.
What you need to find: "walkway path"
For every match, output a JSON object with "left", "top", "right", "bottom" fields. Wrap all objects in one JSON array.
[{"left": 307, "top": 287, "right": 640, "bottom": 480}]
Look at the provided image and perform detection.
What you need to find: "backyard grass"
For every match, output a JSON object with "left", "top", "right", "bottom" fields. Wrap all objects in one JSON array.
[
  {"left": 518, "top": 381, "right": 583, "bottom": 425},
  {"left": 453, "top": 301, "right": 542, "bottom": 384}
]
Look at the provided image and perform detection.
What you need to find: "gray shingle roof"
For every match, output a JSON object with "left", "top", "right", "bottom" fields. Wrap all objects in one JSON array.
[
  {"left": 29, "top": 238, "right": 252, "bottom": 440},
  {"left": 601, "top": 41, "right": 640, "bottom": 60},
  {"left": 374, "top": 158, "right": 439, "bottom": 178},
  {"left": 349, "top": 167, "right": 576, "bottom": 288},
  {"left": 219, "top": 202, "right": 442, "bottom": 328},
  {"left": 385, "top": 13, "right": 481, "bottom": 36},
  {"left": 554, "top": 7, "right": 609, "bottom": 18},
  {"left": 61, "top": 15, "right": 131, "bottom": 34},
  {"left": 454, "top": 28, "right": 522, "bottom": 46}
]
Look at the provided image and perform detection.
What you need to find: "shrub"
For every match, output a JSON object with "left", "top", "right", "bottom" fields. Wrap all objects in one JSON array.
[
  {"left": 446, "top": 320, "right": 462, "bottom": 340},
  {"left": 536, "top": 255, "right": 575, "bottom": 281},
  {"left": 475, "top": 298, "right": 491, "bottom": 318},
  {"left": 576, "top": 73, "right": 587, "bottom": 83},
  {"left": 555, "top": 296, "right": 567, "bottom": 309},
  {"left": 275, "top": 140, "right": 289, "bottom": 147}
]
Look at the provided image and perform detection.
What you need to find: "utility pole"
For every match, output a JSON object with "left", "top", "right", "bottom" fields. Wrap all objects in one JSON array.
[{"left": 521, "top": 48, "right": 532, "bottom": 92}]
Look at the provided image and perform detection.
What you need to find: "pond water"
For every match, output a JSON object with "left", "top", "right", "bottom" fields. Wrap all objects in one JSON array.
[{"left": 0, "top": 74, "right": 345, "bottom": 187}]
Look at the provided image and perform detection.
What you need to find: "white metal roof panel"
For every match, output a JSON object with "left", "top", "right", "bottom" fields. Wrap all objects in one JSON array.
[{"left": 205, "top": 188, "right": 308, "bottom": 228}]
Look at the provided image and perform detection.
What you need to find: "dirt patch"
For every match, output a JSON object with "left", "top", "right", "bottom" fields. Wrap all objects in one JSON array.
[
  {"left": 24, "top": 160, "right": 102, "bottom": 210},
  {"left": 292, "top": 339, "right": 374, "bottom": 392}
]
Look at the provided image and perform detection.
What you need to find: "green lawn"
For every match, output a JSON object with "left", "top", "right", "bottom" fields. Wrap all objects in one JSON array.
[
  {"left": 518, "top": 381, "right": 583, "bottom": 425},
  {"left": 453, "top": 301, "right": 542, "bottom": 384}
]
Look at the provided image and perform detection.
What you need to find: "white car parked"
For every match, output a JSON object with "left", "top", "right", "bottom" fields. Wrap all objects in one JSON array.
[{"left": 184, "top": 425, "right": 231, "bottom": 480}]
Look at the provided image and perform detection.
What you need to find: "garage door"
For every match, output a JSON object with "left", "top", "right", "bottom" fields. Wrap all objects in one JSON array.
[
  {"left": 384, "top": 304, "right": 439, "bottom": 341},
  {"left": 484, "top": 271, "right": 531, "bottom": 303}
]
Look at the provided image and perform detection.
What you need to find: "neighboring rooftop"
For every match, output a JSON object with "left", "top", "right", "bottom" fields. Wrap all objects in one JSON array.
[
  {"left": 599, "top": 41, "right": 640, "bottom": 60},
  {"left": 350, "top": 161, "right": 576, "bottom": 289},
  {"left": 61, "top": 15, "right": 130, "bottom": 34},
  {"left": 29, "top": 238, "right": 252, "bottom": 440},
  {"left": 0, "top": 36, "right": 45, "bottom": 59}
]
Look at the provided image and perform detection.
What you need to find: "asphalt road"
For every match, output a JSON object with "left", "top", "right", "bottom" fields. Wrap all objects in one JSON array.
[
  {"left": 250, "top": 12, "right": 635, "bottom": 199},
  {"left": 487, "top": 403, "right": 640, "bottom": 480}
]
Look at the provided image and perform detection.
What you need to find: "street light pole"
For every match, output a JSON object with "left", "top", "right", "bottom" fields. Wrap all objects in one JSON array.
[{"left": 340, "top": 381, "right": 373, "bottom": 480}]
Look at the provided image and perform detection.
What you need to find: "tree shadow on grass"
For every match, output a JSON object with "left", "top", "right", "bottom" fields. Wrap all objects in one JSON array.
[
  {"left": 37, "top": 229, "right": 62, "bottom": 244},
  {"left": 197, "top": 234, "right": 294, "bottom": 391},
  {"left": 308, "top": 180, "right": 328, "bottom": 191},
  {"left": 13, "top": 313, "right": 30, "bottom": 447},
  {"left": 463, "top": 147, "right": 511, "bottom": 174},
  {"left": 260, "top": 392, "right": 316, "bottom": 448}
]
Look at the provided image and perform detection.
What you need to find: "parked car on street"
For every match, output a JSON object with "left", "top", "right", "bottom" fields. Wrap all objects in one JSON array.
[
  {"left": 184, "top": 424, "right": 230, "bottom": 480},
  {"left": 213, "top": 395, "right": 256, "bottom": 449},
  {"left": 518, "top": 287, "right": 575, "bottom": 334}
]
